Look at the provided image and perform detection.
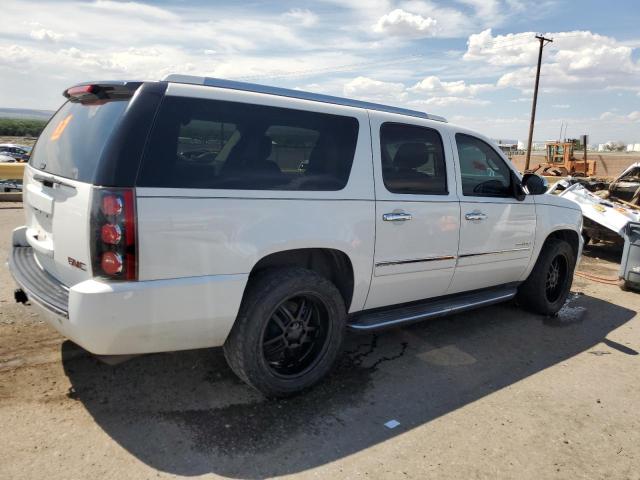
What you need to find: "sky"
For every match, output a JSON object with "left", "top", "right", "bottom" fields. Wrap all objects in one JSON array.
[{"left": 0, "top": 0, "right": 639, "bottom": 144}]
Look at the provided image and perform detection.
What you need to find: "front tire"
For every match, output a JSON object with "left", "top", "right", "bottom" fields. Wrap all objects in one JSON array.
[
  {"left": 517, "top": 238, "right": 576, "bottom": 315},
  {"left": 223, "top": 267, "right": 347, "bottom": 397}
]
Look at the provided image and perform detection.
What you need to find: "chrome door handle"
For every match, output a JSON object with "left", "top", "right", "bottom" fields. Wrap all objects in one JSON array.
[
  {"left": 383, "top": 212, "right": 412, "bottom": 222},
  {"left": 465, "top": 211, "right": 487, "bottom": 221}
]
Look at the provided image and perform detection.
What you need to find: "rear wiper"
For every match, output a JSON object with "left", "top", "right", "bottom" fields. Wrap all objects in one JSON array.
[{"left": 33, "top": 174, "right": 77, "bottom": 190}]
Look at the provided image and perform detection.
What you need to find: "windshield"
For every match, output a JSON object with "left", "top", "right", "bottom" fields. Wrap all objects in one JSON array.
[{"left": 29, "top": 99, "right": 128, "bottom": 182}]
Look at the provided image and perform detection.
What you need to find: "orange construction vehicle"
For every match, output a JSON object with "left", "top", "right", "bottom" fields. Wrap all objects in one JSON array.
[{"left": 529, "top": 141, "right": 596, "bottom": 177}]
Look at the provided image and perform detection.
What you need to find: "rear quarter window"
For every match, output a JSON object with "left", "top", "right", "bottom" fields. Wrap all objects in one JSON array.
[{"left": 137, "top": 96, "right": 359, "bottom": 191}]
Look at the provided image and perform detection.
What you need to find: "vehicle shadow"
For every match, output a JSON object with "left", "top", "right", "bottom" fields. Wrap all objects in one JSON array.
[{"left": 62, "top": 293, "right": 636, "bottom": 478}]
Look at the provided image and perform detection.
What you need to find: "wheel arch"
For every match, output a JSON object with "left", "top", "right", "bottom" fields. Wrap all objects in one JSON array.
[
  {"left": 521, "top": 225, "right": 582, "bottom": 282},
  {"left": 248, "top": 248, "right": 355, "bottom": 310},
  {"left": 545, "top": 228, "right": 580, "bottom": 260}
]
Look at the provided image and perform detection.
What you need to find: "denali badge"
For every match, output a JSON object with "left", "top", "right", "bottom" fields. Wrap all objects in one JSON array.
[{"left": 68, "top": 257, "right": 87, "bottom": 271}]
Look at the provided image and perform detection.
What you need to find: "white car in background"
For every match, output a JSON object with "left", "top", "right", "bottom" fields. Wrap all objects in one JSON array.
[{"left": 0, "top": 144, "right": 31, "bottom": 162}]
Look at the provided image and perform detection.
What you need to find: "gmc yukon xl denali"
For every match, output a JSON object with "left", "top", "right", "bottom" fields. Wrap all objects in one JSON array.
[{"left": 8, "top": 75, "right": 583, "bottom": 397}]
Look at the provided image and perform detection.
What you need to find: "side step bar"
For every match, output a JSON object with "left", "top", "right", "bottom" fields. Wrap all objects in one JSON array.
[{"left": 348, "top": 286, "right": 517, "bottom": 331}]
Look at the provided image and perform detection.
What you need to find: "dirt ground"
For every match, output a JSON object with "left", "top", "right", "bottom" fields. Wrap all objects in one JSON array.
[{"left": 1, "top": 202, "right": 639, "bottom": 480}]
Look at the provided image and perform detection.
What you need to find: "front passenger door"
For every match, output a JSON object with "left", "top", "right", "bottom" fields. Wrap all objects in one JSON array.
[{"left": 449, "top": 133, "right": 536, "bottom": 294}]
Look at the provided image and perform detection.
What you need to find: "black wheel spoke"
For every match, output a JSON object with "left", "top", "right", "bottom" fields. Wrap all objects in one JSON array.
[
  {"left": 302, "top": 304, "right": 313, "bottom": 325},
  {"left": 278, "top": 304, "right": 296, "bottom": 325},
  {"left": 545, "top": 254, "right": 568, "bottom": 302},
  {"left": 296, "top": 298, "right": 307, "bottom": 321},
  {"left": 271, "top": 311, "right": 289, "bottom": 332},
  {"left": 261, "top": 294, "right": 331, "bottom": 378},
  {"left": 263, "top": 334, "right": 285, "bottom": 346}
]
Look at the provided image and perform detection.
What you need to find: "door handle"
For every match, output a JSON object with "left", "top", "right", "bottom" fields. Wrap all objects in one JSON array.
[
  {"left": 383, "top": 212, "right": 412, "bottom": 222},
  {"left": 465, "top": 211, "right": 487, "bottom": 221}
]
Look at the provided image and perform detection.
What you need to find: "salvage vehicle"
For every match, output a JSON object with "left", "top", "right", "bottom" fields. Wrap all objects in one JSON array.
[
  {"left": 0, "top": 180, "right": 22, "bottom": 192},
  {"left": 8, "top": 76, "right": 583, "bottom": 396},
  {"left": 0, "top": 144, "right": 31, "bottom": 162},
  {"left": 549, "top": 164, "right": 640, "bottom": 245}
]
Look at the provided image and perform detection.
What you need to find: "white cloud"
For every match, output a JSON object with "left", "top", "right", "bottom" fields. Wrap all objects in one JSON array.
[
  {"left": 465, "top": 29, "right": 640, "bottom": 94},
  {"left": 0, "top": 0, "right": 637, "bottom": 143},
  {"left": 456, "top": 0, "right": 502, "bottom": 22},
  {"left": 341, "top": 75, "right": 492, "bottom": 108},
  {"left": 409, "top": 75, "right": 494, "bottom": 96},
  {"left": 597, "top": 111, "right": 640, "bottom": 126},
  {"left": 464, "top": 29, "right": 539, "bottom": 66},
  {"left": 89, "top": 0, "right": 177, "bottom": 20},
  {"left": 283, "top": 8, "right": 318, "bottom": 27},
  {"left": 552, "top": 104, "right": 570, "bottom": 109},
  {"left": 29, "top": 29, "right": 64, "bottom": 42},
  {"left": 416, "top": 96, "right": 490, "bottom": 107},
  {"left": 393, "top": 0, "right": 520, "bottom": 38},
  {"left": 373, "top": 9, "right": 437, "bottom": 38},
  {"left": 343, "top": 76, "right": 407, "bottom": 102}
]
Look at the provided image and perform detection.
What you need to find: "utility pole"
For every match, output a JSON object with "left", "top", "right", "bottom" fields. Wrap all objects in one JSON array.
[
  {"left": 524, "top": 34, "right": 553, "bottom": 171},
  {"left": 583, "top": 134, "right": 588, "bottom": 175}
]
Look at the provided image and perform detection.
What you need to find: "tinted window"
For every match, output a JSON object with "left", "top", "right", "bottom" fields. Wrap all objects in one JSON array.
[
  {"left": 455, "top": 133, "right": 512, "bottom": 197},
  {"left": 380, "top": 123, "right": 447, "bottom": 195},
  {"left": 138, "top": 97, "right": 359, "bottom": 191},
  {"left": 29, "top": 100, "right": 128, "bottom": 181}
]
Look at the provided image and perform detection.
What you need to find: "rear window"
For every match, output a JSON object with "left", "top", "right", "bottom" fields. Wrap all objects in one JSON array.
[
  {"left": 137, "top": 97, "right": 359, "bottom": 191},
  {"left": 29, "top": 100, "right": 128, "bottom": 182}
]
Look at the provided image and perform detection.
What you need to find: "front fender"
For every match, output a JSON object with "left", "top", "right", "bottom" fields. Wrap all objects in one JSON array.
[{"left": 520, "top": 198, "right": 583, "bottom": 281}]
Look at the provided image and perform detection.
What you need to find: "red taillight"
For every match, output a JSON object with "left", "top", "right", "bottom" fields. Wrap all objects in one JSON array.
[
  {"left": 102, "top": 195, "right": 123, "bottom": 216},
  {"left": 101, "top": 252, "right": 123, "bottom": 275},
  {"left": 101, "top": 224, "right": 122, "bottom": 244},
  {"left": 91, "top": 188, "right": 137, "bottom": 281}
]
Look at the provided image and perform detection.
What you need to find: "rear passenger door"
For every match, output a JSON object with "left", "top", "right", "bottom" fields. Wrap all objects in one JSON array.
[
  {"left": 365, "top": 112, "right": 460, "bottom": 309},
  {"left": 448, "top": 132, "right": 535, "bottom": 294}
]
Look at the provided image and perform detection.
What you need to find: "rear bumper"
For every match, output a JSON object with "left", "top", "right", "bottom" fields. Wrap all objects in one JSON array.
[{"left": 9, "top": 227, "right": 248, "bottom": 355}]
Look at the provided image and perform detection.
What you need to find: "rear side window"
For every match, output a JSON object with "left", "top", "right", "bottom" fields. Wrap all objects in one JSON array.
[
  {"left": 455, "top": 133, "right": 512, "bottom": 197},
  {"left": 380, "top": 122, "right": 447, "bottom": 195},
  {"left": 138, "top": 97, "right": 359, "bottom": 191},
  {"left": 29, "top": 100, "right": 128, "bottom": 182}
]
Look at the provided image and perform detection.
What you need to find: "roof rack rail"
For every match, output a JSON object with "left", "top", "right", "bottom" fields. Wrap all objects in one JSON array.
[{"left": 162, "top": 74, "right": 447, "bottom": 123}]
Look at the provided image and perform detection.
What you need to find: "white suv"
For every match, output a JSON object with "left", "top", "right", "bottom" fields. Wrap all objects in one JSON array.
[{"left": 9, "top": 75, "right": 583, "bottom": 396}]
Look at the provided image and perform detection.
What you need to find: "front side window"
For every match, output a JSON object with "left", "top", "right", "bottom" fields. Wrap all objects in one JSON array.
[
  {"left": 455, "top": 133, "right": 513, "bottom": 197},
  {"left": 138, "top": 97, "right": 359, "bottom": 191},
  {"left": 380, "top": 123, "right": 447, "bottom": 195}
]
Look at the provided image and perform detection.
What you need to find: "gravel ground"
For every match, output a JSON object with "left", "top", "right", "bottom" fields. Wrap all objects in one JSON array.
[{"left": 1, "top": 203, "right": 639, "bottom": 480}]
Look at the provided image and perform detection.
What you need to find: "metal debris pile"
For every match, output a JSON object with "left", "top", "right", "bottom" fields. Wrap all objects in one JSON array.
[{"left": 549, "top": 163, "right": 640, "bottom": 244}]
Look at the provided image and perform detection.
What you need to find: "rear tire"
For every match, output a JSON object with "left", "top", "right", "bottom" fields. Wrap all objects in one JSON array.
[
  {"left": 517, "top": 238, "right": 576, "bottom": 315},
  {"left": 223, "top": 267, "right": 346, "bottom": 398}
]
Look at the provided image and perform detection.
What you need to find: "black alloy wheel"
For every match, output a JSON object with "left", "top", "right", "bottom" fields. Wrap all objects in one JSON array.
[
  {"left": 545, "top": 254, "right": 569, "bottom": 303},
  {"left": 261, "top": 294, "right": 331, "bottom": 378}
]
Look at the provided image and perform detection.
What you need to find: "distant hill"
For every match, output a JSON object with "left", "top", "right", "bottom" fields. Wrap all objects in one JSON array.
[{"left": 0, "top": 108, "right": 54, "bottom": 121}]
